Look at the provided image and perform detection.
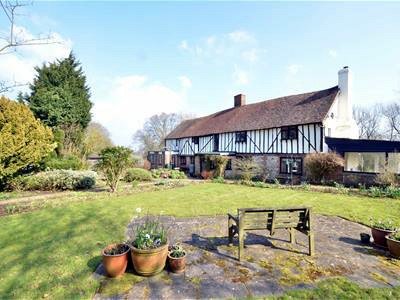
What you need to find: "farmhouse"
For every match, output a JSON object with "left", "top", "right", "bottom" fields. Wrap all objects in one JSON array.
[{"left": 149, "top": 67, "right": 400, "bottom": 184}]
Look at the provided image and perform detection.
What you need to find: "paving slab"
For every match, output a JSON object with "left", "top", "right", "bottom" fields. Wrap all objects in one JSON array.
[{"left": 93, "top": 214, "right": 400, "bottom": 299}]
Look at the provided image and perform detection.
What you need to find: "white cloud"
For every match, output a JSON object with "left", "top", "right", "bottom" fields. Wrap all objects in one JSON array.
[
  {"left": 0, "top": 26, "right": 72, "bottom": 93},
  {"left": 179, "top": 40, "right": 189, "bottom": 50},
  {"left": 232, "top": 65, "right": 249, "bottom": 85},
  {"left": 287, "top": 64, "right": 302, "bottom": 75},
  {"left": 241, "top": 48, "right": 262, "bottom": 63},
  {"left": 178, "top": 30, "right": 263, "bottom": 63},
  {"left": 228, "top": 30, "right": 254, "bottom": 43},
  {"left": 328, "top": 49, "right": 338, "bottom": 58},
  {"left": 178, "top": 76, "right": 192, "bottom": 89},
  {"left": 93, "top": 76, "right": 189, "bottom": 146}
]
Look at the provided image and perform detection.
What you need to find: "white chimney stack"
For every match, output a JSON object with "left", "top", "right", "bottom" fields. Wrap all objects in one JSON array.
[{"left": 337, "top": 66, "right": 352, "bottom": 121}]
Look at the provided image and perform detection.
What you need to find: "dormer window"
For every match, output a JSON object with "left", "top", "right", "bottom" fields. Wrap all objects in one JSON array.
[
  {"left": 235, "top": 131, "right": 247, "bottom": 143},
  {"left": 281, "top": 126, "right": 298, "bottom": 140}
]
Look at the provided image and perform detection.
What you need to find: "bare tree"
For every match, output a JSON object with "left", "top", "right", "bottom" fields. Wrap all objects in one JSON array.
[
  {"left": 381, "top": 102, "right": 400, "bottom": 141},
  {"left": 0, "top": 0, "right": 59, "bottom": 93},
  {"left": 353, "top": 105, "right": 384, "bottom": 139},
  {"left": 133, "top": 113, "right": 192, "bottom": 156}
]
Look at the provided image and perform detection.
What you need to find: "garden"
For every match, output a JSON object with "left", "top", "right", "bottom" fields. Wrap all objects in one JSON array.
[
  {"left": 1, "top": 183, "right": 400, "bottom": 299},
  {"left": 1, "top": 53, "right": 400, "bottom": 299}
]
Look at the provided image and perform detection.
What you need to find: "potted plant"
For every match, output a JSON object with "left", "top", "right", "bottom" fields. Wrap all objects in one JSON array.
[
  {"left": 129, "top": 218, "right": 168, "bottom": 276},
  {"left": 360, "top": 233, "right": 371, "bottom": 244},
  {"left": 168, "top": 244, "right": 187, "bottom": 273},
  {"left": 370, "top": 219, "right": 397, "bottom": 248},
  {"left": 102, "top": 243, "right": 130, "bottom": 277},
  {"left": 386, "top": 232, "right": 400, "bottom": 258}
]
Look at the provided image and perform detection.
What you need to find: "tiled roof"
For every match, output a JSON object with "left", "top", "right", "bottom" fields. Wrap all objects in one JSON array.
[{"left": 166, "top": 86, "right": 339, "bottom": 139}]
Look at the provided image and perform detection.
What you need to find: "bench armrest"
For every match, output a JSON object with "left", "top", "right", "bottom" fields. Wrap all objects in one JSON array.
[{"left": 227, "top": 213, "right": 238, "bottom": 223}]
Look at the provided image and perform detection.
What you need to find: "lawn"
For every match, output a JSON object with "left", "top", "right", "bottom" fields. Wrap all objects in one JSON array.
[{"left": 0, "top": 183, "right": 399, "bottom": 299}]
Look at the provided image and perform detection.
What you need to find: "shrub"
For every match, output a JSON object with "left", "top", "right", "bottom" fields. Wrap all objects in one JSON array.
[
  {"left": 376, "top": 168, "right": 400, "bottom": 187},
  {"left": 96, "top": 146, "right": 133, "bottom": 192},
  {"left": 124, "top": 168, "right": 153, "bottom": 182},
  {"left": 44, "top": 154, "right": 84, "bottom": 170},
  {"left": 212, "top": 176, "right": 225, "bottom": 183},
  {"left": 304, "top": 152, "right": 344, "bottom": 184},
  {"left": 0, "top": 97, "right": 55, "bottom": 185},
  {"left": 233, "top": 156, "right": 259, "bottom": 181},
  {"left": 7, "top": 170, "right": 96, "bottom": 191},
  {"left": 201, "top": 170, "right": 214, "bottom": 180},
  {"left": 206, "top": 155, "right": 229, "bottom": 177},
  {"left": 151, "top": 168, "right": 186, "bottom": 179}
]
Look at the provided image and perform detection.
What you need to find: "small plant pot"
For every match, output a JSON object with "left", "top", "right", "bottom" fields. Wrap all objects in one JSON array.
[
  {"left": 168, "top": 252, "right": 186, "bottom": 273},
  {"left": 371, "top": 228, "right": 395, "bottom": 248},
  {"left": 360, "top": 233, "right": 371, "bottom": 244},
  {"left": 130, "top": 243, "right": 168, "bottom": 276},
  {"left": 386, "top": 236, "right": 400, "bottom": 258},
  {"left": 102, "top": 243, "right": 130, "bottom": 278}
]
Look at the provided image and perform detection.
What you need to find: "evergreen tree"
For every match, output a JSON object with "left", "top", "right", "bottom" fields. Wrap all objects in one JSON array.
[{"left": 25, "top": 52, "right": 92, "bottom": 154}]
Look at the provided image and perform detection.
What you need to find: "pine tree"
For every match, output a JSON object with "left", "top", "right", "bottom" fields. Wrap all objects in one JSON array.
[{"left": 25, "top": 53, "right": 92, "bottom": 154}]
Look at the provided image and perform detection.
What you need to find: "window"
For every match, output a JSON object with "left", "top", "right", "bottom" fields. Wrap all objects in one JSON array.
[
  {"left": 235, "top": 131, "right": 247, "bottom": 143},
  {"left": 388, "top": 153, "right": 400, "bottom": 174},
  {"left": 192, "top": 137, "right": 199, "bottom": 145},
  {"left": 226, "top": 159, "right": 232, "bottom": 170},
  {"left": 213, "top": 134, "right": 219, "bottom": 152},
  {"left": 280, "top": 158, "right": 302, "bottom": 175},
  {"left": 344, "top": 152, "right": 386, "bottom": 173},
  {"left": 179, "top": 156, "right": 186, "bottom": 166},
  {"left": 281, "top": 126, "right": 298, "bottom": 140},
  {"left": 190, "top": 156, "right": 195, "bottom": 164}
]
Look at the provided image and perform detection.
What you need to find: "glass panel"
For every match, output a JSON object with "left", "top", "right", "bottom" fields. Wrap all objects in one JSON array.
[
  {"left": 388, "top": 153, "right": 400, "bottom": 174},
  {"left": 345, "top": 152, "right": 386, "bottom": 173}
]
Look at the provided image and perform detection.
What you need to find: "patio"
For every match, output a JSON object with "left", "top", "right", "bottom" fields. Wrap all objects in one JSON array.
[{"left": 93, "top": 214, "right": 400, "bottom": 299}]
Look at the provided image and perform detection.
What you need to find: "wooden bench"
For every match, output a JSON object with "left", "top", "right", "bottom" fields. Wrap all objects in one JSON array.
[{"left": 228, "top": 207, "right": 314, "bottom": 261}]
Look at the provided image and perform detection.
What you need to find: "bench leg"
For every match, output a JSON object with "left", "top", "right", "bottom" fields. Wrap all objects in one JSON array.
[
  {"left": 308, "top": 232, "right": 314, "bottom": 256},
  {"left": 290, "top": 227, "right": 296, "bottom": 244},
  {"left": 238, "top": 228, "right": 244, "bottom": 261},
  {"left": 228, "top": 218, "right": 234, "bottom": 246}
]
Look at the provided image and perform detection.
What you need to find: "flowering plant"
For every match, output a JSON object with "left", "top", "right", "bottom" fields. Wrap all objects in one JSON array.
[{"left": 130, "top": 213, "right": 167, "bottom": 250}]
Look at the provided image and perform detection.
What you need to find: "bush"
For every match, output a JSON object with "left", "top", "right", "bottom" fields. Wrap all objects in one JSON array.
[
  {"left": 200, "top": 170, "right": 214, "bottom": 180},
  {"left": 233, "top": 156, "right": 259, "bottom": 181},
  {"left": 0, "top": 96, "right": 55, "bottom": 185},
  {"left": 44, "top": 154, "right": 84, "bottom": 170},
  {"left": 376, "top": 169, "right": 400, "bottom": 187},
  {"left": 96, "top": 146, "right": 133, "bottom": 192},
  {"left": 7, "top": 170, "right": 96, "bottom": 191},
  {"left": 212, "top": 176, "right": 225, "bottom": 183},
  {"left": 151, "top": 168, "right": 187, "bottom": 179},
  {"left": 304, "top": 152, "right": 344, "bottom": 184},
  {"left": 124, "top": 168, "right": 153, "bottom": 182}
]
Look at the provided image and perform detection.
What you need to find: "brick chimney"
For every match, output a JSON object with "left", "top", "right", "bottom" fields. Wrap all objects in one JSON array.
[{"left": 234, "top": 94, "right": 246, "bottom": 107}]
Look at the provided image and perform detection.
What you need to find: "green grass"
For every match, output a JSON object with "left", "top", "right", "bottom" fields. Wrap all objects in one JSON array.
[
  {"left": 0, "top": 183, "right": 399, "bottom": 299},
  {"left": 274, "top": 277, "right": 400, "bottom": 299}
]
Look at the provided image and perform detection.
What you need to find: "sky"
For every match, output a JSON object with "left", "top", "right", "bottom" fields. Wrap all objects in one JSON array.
[{"left": 1, "top": 1, "right": 400, "bottom": 147}]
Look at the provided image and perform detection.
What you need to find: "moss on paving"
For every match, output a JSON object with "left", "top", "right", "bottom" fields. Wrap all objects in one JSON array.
[
  {"left": 0, "top": 183, "right": 399, "bottom": 298},
  {"left": 272, "top": 277, "right": 400, "bottom": 300}
]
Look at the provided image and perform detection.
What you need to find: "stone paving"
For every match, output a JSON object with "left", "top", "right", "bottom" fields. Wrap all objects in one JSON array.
[{"left": 93, "top": 215, "right": 400, "bottom": 299}]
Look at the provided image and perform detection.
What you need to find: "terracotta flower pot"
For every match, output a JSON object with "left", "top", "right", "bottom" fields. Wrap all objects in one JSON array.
[
  {"left": 371, "top": 227, "right": 395, "bottom": 248},
  {"left": 386, "top": 236, "right": 400, "bottom": 258},
  {"left": 130, "top": 243, "right": 168, "bottom": 276},
  {"left": 168, "top": 252, "right": 186, "bottom": 273},
  {"left": 102, "top": 243, "right": 130, "bottom": 278}
]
